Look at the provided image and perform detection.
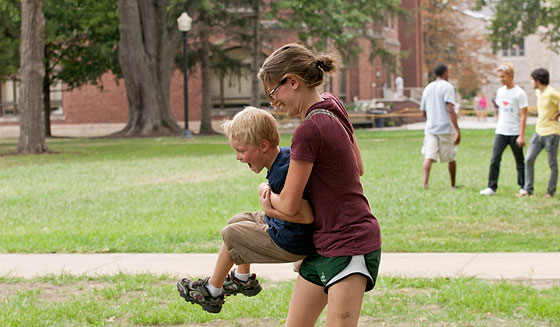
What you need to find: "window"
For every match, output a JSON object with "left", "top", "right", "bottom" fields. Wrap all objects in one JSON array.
[
  {"left": 502, "top": 38, "right": 525, "bottom": 57},
  {"left": 1, "top": 78, "right": 64, "bottom": 118},
  {"left": 0, "top": 78, "right": 19, "bottom": 116}
]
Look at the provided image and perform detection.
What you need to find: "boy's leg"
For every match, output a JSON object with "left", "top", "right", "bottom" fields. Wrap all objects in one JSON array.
[
  {"left": 488, "top": 134, "right": 508, "bottom": 190},
  {"left": 543, "top": 134, "right": 559, "bottom": 196},
  {"left": 222, "top": 212, "right": 305, "bottom": 264},
  {"left": 509, "top": 135, "right": 526, "bottom": 189},
  {"left": 285, "top": 276, "right": 328, "bottom": 327},
  {"left": 209, "top": 243, "right": 236, "bottom": 289},
  {"left": 326, "top": 275, "right": 367, "bottom": 327},
  {"left": 236, "top": 264, "right": 250, "bottom": 274},
  {"left": 423, "top": 159, "right": 433, "bottom": 189},
  {"left": 448, "top": 160, "right": 456, "bottom": 188},
  {"left": 221, "top": 211, "right": 305, "bottom": 297},
  {"left": 176, "top": 243, "right": 232, "bottom": 313},
  {"left": 421, "top": 133, "right": 438, "bottom": 189},
  {"left": 439, "top": 134, "right": 458, "bottom": 188},
  {"left": 176, "top": 212, "right": 264, "bottom": 313},
  {"left": 524, "top": 133, "right": 544, "bottom": 194}
]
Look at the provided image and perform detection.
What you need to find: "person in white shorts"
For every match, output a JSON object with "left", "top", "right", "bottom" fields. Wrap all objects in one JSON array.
[{"left": 420, "top": 64, "right": 461, "bottom": 189}]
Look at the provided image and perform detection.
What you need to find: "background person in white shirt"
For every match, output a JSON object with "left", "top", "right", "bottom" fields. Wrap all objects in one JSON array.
[
  {"left": 395, "top": 75, "right": 404, "bottom": 99},
  {"left": 420, "top": 64, "right": 461, "bottom": 189},
  {"left": 480, "top": 63, "right": 528, "bottom": 196}
]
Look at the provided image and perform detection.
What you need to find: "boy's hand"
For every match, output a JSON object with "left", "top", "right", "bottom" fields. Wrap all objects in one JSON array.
[
  {"left": 258, "top": 182, "right": 269, "bottom": 196},
  {"left": 516, "top": 135, "right": 525, "bottom": 147},
  {"left": 260, "top": 187, "right": 273, "bottom": 215},
  {"left": 453, "top": 132, "right": 461, "bottom": 145}
]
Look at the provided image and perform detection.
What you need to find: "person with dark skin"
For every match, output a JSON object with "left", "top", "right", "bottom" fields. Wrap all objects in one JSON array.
[{"left": 420, "top": 64, "right": 461, "bottom": 189}]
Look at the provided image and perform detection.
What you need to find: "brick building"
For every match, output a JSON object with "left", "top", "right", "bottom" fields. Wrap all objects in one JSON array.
[
  {"left": 459, "top": 7, "right": 560, "bottom": 107},
  {"left": 1, "top": 1, "right": 424, "bottom": 129}
]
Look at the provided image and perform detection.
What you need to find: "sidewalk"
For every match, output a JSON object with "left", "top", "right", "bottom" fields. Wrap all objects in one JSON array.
[
  {"left": 0, "top": 116, "right": 538, "bottom": 138},
  {"left": 400, "top": 115, "right": 537, "bottom": 131},
  {"left": 0, "top": 121, "right": 227, "bottom": 138},
  {"left": 1, "top": 253, "right": 559, "bottom": 282}
]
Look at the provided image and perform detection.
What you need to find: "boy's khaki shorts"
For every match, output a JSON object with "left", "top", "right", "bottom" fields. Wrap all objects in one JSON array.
[
  {"left": 421, "top": 132, "right": 457, "bottom": 162},
  {"left": 222, "top": 211, "right": 306, "bottom": 265}
]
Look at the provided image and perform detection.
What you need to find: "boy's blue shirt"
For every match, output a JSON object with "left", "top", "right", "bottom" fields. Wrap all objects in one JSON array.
[{"left": 265, "top": 146, "right": 316, "bottom": 255}]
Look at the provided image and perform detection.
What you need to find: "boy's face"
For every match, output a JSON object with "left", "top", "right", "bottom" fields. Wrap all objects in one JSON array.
[
  {"left": 230, "top": 138, "right": 268, "bottom": 174},
  {"left": 531, "top": 77, "right": 538, "bottom": 89},
  {"left": 498, "top": 70, "right": 512, "bottom": 86}
]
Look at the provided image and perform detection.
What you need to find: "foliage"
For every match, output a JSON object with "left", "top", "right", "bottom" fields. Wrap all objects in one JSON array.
[
  {"left": 422, "top": 0, "right": 495, "bottom": 97},
  {"left": 477, "top": 0, "right": 560, "bottom": 53},
  {"left": 0, "top": 0, "right": 20, "bottom": 80},
  {"left": 0, "top": 0, "right": 119, "bottom": 88},
  {"left": 1, "top": 127, "right": 559, "bottom": 253},
  {"left": 272, "top": 0, "right": 404, "bottom": 69},
  {"left": 44, "top": 0, "right": 120, "bottom": 89}
]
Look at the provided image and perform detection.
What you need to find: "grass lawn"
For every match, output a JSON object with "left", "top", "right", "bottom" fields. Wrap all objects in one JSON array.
[
  {"left": 2, "top": 127, "right": 559, "bottom": 326},
  {"left": 1, "top": 274, "right": 558, "bottom": 326},
  {"left": 0, "top": 126, "right": 558, "bottom": 253}
]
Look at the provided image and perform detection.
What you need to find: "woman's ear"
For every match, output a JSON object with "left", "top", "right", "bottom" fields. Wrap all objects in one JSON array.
[{"left": 287, "top": 76, "right": 300, "bottom": 90}]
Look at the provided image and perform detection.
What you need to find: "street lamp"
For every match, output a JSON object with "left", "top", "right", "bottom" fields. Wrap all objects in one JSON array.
[{"left": 177, "top": 12, "right": 193, "bottom": 139}]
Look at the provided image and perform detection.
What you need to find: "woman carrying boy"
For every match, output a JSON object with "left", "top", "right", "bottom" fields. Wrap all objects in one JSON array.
[{"left": 259, "top": 43, "right": 382, "bottom": 327}]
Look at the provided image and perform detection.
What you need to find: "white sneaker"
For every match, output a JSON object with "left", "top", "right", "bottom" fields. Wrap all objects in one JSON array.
[
  {"left": 516, "top": 189, "right": 530, "bottom": 197},
  {"left": 480, "top": 187, "right": 496, "bottom": 196}
]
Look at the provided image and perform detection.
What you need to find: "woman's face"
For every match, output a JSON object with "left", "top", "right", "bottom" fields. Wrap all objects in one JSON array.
[{"left": 267, "top": 78, "right": 300, "bottom": 118}]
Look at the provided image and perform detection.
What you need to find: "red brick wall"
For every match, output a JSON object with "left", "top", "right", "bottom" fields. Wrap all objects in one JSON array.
[
  {"left": 61, "top": 73, "right": 127, "bottom": 124},
  {"left": 399, "top": 0, "right": 423, "bottom": 87},
  {"left": 57, "top": 69, "right": 203, "bottom": 125},
  {"left": 1, "top": 20, "right": 421, "bottom": 127}
]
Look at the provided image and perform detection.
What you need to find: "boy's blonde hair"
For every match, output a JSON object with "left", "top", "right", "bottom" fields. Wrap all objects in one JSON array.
[
  {"left": 497, "top": 63, "right": 514, "bottom": 77},
  {"left": 221, "top": 106, "right": 280, "bottom": 147}
]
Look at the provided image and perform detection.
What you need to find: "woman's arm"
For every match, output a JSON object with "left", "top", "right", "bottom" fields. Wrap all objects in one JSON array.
[
  {"left": 267, "top": 159, "right": 313, "bottom": 217},
  {"left": 352, "top": 134, "right": 365, "bottom": 176},
  {"left": 260, "top": 190, "right": 314, "bottom": 224}
]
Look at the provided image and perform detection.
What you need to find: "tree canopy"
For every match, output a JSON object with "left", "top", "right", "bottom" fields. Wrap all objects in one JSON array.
[
  {"left": 0, "top": 0, "right": 20, "bottom": 80},
  {"left": 44, "top": 0, "right": 120, "bottom": 89},
  {"left": 478, "top": 0, "right": 560, "bottom": 52},
  {"left": 0, "top": 0, "right": 119, "bottom": 86},
  {"left": 423, "top": 0, "right": 494, "bottom": 97},
  {"left": 273, "top": 0, "right": 404, "bottom": 67}
]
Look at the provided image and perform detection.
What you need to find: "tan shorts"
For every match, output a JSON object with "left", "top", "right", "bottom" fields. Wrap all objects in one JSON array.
[
  {"left": 222, "top": 211, "right": 306, "bottom": 265},
  {"left": 421, "top": 132, "right": 457, "bottom": 162}
]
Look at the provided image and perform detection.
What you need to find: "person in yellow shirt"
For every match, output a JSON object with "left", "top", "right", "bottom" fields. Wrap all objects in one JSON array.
[{"left": 519, "top": 68, "right": 560, "bottom": 197}]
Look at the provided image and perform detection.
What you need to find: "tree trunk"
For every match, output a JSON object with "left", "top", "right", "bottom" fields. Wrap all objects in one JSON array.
[
  {"left": 219, "top": 72, "right": 225, "bottom": 110},
  {"left": 198, "top": 21, "right": 216, "bottom": 135},
  {"left": 250, "top": 0, "right": 260, "bottom": 107},
  {"left": 116, "top": 0, "right": 182, "bottom": 136},
  {"left": 43, "top": 46, "right": 51, "bottom": 137},
  {"left": 18, "top": 0, "right": 47, "bottom": 153}
]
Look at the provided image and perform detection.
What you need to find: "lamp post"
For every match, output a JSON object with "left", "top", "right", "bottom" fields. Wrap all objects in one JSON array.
[{"left": 177, "top": 12, "right": 193, "bottom": 139}]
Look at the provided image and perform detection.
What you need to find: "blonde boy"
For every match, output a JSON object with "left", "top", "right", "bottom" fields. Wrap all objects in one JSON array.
[
  {"left": 177, "top": 107, "right": 315, "bottom": 313},
  {"left": 480, "top": 63, "right": 528, "bottom": 196}
]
